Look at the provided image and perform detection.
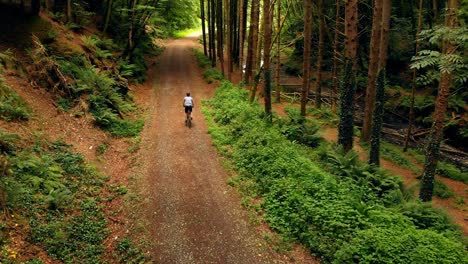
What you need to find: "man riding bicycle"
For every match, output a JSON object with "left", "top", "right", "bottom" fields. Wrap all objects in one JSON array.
[{"left": 183, "top": 92, "right": 194, "bottom": 124}]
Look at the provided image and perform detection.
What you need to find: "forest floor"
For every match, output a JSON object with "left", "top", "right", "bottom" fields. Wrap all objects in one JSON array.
[{"left": 129, "top": 35, "right": 317, "bottom": 263}]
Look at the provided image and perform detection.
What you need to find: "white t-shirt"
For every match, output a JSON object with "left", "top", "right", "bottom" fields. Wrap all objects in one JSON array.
[{"left": 184, "top": 96, "right": 193, "bottom": 107}]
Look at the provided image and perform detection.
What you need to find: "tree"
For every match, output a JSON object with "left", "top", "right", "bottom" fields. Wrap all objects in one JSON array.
[
  {"left": 369, "top": 0, "right": 392, "bottom": 165},
  {"left": 315, "top": 0, "right": 324, "bottom": 108},
  {"left": 263, "top": 0, "right": 274, "bottom": 120},
  {"left": 225, "top": 0, "right": 232, "bottom": 80},
  {"left": 403, "top": 0, "right": 424, "bottom": 152},
  {"left": 201, "top": 0, "right": 208, "bottom": 56},
  {"left": 418, "top": 0, "right": 461, "bottom": 202},
  {"left": 275, "top": 0, "right": 282, "bottom": 103},
  {"left": 245, "top": 0, "right": 260, "bottom": 83},
  {"left": 103, "top": 0, "right": 114, "bottom": 34},
  {"left": 338, "top": 0, "right": 358, "bottom": 152},
  {"left": 238, "top": 0, "right": 248, "bottom": 81},
  {"left": 216, "top": 0, "right": 225, "bottom": 75},
  {"left": 301, "top": 0, "right": 313, "bottom": 116},
  {"left": 331, "top": 0, "right": 342, "bottom": 113},
  {"left": 361, "top": 0, "right": 383, "bottom": 143}
]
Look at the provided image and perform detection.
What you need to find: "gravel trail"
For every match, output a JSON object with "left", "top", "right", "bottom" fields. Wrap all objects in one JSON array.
[{"left": 137, "top": 36, "right": 285, "bottom": 264}]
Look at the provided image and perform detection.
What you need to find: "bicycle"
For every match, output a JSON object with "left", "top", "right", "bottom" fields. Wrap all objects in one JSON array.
[{"left": 185, "top": 110, "right": 192, "bottom": 128}]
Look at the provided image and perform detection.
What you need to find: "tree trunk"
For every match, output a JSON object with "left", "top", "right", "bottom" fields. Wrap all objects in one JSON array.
[
  {"left": 67, "top": 0, "right": 72, "bottom": 22},
  {"left": 201, "top": 0, "right": 208, "bottom": 56},
  {"left": 433, "top": 0, "right": 439, "bottom": 21},
  {"left": 420, "top": 0, "right": 459, "bottom": 202},
  {"left": 209, "top": 0, "right": 217, "bottom": 66},
  {"left": 275, "top": 0, "right": 281, "bottom": 102},
  {"left": 338, "top": 0, "right": 358, "bottom": 152},
  {"left": 238, "top": 0, "right": 248, "bottom": 81},
  {"left": 361, "top": 0, "right": 383, "bottom": 143},
  {"left": 103, "top": 0, "right": 113, "bottom": 33},
  {"left": 331, "top": 0, "right": 342, "bottom": 113},
  {"left": 315, "top": 0, "right": 324, "bottom": 108},
  {"left": 404, "top": 0, "right": 424, "bottom": 152},
  {"left": 379, "top": 0, "right": 391, "bottom": 70},
  {"left": 217, "top": 0, "right": 225, "bottom": 76},
  {"left": 225, "top": 0, "right": 232, "bottom": 81},
  {"left": 369, "top": 70, "right": 386, "bottom": 165},
  {"left": 245, "top": 0, "right": 260, "bottom": 83},
  {"left": 263, "top": 0, "right": 273, "bottom": 120},
  {"left": 301, "top": 0, "right": 313, "bottom": 116}
]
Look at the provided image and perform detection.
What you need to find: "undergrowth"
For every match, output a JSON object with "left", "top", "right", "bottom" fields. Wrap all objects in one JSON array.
[
  {"left": 203, "top": 81, "right": 467, "bottom": 263},
  {"left": 192, "top": 49, "right": 224, "bottom": 84},
  {"left": 0, "top": 74, "right": 31, "bottom": 121},
  {"left": 0, "top": 133, "right": 109, "bottom": 263}
]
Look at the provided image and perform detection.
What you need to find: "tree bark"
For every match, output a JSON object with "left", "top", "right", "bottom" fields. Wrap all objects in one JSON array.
[
  {"left": 275, "top": 0, "right": 281, "bottom": 102},
  {"left": 369, "top": 70, "right": 386, "bottom": 165},
  {"left": 404, "top": 0, "right": 424, "bottom": 152},
  {"left": 103, "top": 0, "right": 113, "bottom": 33},
  {"left": 238, "top": 0, "right": 247, "bottom": 81},
  {"left": 338, "top": 0, "right": 358, "bottom": 152},
  {"left": 301, "top": 0, "right": 313, "bottom": 116},
  {"left": 217, "top": 0, "right": 225, "bottom": 75},
  {"left": 225, "top": 0, "right": 232, "bottom": 80},
  {"left": 331, "top": 0, "right": 342, "bottom": 113},
  {"left": 361, "top": 0, "right": 383, "bottom": 142},
  {"left": 315, "top": 0, "right": 324, "bottom": 108},
  {"left": 201, "top": 0, "right": 208, "bottom": 56},
  {"left": 263, "top": 0, "right": 273, "bottom": 121},
  {"left": 420, "top": 0, "right": 459, "bottom": 202},
  {"left": 245, "top": 0, "right": 260, "bottom": 83}
]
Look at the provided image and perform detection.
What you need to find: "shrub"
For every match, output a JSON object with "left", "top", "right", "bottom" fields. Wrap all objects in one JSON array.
[
  {"left": 399, "top": 202, "right": 461, "bottom": 235},
  {"left": 0, "top": 77, "right": 31, "bottom": 121},
  {"left": 203, "top": 68, "right": 224, "bottom": 83},
  {"left": 433, "top": 180, "right": 455, "bottom": 199},
  {"left": 334, "top": 227, "right": 468, "bottom": 264},
  {"left": 279, "top": 106, "right": 322, "bottom": 147},
  {"left": 204, "top": 81, "right": 467, "bottom": 262},
  {"left": 193, "top": 49, "right": 211, "bottom": 68}
]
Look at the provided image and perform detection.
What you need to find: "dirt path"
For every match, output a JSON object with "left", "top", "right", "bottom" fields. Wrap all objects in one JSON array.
[{"left": 133, "top": 36, "right": 294, "bottom": 263}]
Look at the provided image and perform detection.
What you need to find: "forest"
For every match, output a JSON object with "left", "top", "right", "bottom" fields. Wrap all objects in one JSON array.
[{"left": 0, "top": 0, "right": 467, "bottom": 263}]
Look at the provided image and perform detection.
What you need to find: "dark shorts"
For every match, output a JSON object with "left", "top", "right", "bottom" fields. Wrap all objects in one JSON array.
[{"left": 184, "top": 106, "right": 193, "bottom": 113}]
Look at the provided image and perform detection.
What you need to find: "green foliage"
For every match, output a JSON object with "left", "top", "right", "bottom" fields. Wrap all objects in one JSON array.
[
  {"left": 278, "top": 106, "right": 322, "bottom": 147},
  {"left": 203, "top": 68, "right": 224, "bottom": 84},
  {"left": 334, "top": 227, "right": 468, "bottom": 264},
  {"left": 204, "top": 81, "right": 466, "bottom": 262},
  {"left": 193, "top": 49, "right": 211, "bottom": 68},
  {"left": 116, "top": 237, "right": 149, "bottom": 263},
  {"left": 56, "top": 54, "right": 143, "bottom": 137},
  {"left": 0, "top": 76, "right": 31, "bottom": 121},
  {"left": 433, "top": 180, "right": 454, "bottom": 199},
  {"left": 307, "top": 106, "right": 339, "bottom": 126},
  {"left": 436, "top": 162, "right": 468, "bottom": 184},
  {"left": 0, "top": 136, "right": 109, "bottom": 263},
  {"left": 0, "top": 130, "right": 19, "bottom": 154},
  {"left": 399, "top": 202, "right": 460, "bottom": 234}
]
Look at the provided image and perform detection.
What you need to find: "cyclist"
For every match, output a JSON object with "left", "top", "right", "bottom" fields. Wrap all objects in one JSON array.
[{"left": 183, "top": 92, "right": 194, "bottom": 123}]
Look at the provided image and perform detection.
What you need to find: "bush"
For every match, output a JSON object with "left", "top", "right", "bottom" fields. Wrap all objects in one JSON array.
[
  {"left": 399, "top": 202, "right": 460, "bottom": 235},
  {"left": 279, "top": 106, "right": 322, "bottom": 147},
  {"left": 1, "top": 137, "right": 109, "bottom": 263},
  {"left": 433, "top": 180, "right": 455, "bottom": 199},
  {"left": 203, "top": 68, "right": 224, "bottom": 83},
  {"left": 193, "top": 49, "right": 211, "bottom": 68},
  {"left": 0, "top": 77, "right": 31, "bottom": 121},
  {"left": 334, "top": 227, "right": 467, "bottom": 264},
  {"left": 204, "top": 81, "right": 467, "bottom": 262}
]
